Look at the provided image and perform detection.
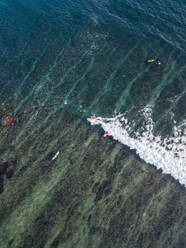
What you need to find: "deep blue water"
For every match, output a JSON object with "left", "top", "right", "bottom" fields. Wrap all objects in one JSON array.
[{"left": 0, "top": 0, "right": 186, "bottom": 184}]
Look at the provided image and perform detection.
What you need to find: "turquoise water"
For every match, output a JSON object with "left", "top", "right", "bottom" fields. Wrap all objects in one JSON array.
[
  {"left": 0, "top": 0, "right": 185, "bottom": 182},
  {"left": 0, "top": 1, "right": 186, "bottom": 247},
  {"left": 0, "top": 0, "right": 185, "bottom": 122}
]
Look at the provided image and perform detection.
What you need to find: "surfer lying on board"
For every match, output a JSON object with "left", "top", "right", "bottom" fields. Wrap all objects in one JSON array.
[
  {"left": 51, "top": 151, "right": 60, "bottom": 160},
  {"left": 146, "top": 58, "right": 161, "bottom": 65}
]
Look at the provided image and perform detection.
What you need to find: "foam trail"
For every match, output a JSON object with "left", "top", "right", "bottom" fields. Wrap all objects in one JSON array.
[{"left": 88, "top": 107, "right": 186, "bottom": 187}]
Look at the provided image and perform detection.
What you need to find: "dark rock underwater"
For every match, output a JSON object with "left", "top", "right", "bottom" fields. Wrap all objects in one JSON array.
[{"left": 0, "top": 107, "right": 185, "bottom": 248}]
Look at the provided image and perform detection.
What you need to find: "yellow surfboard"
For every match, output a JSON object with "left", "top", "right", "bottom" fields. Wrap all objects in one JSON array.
[{"left": 147, "top": 59, "right": 155, "bottom": 63}]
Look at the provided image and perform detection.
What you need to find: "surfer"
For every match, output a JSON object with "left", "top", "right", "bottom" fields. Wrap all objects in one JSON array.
[
  {"left": 51, "top": 151, "right": 60, "bottom": 160},
  {"left": 146, "top": 58, "right": 161, "bottom": 65},
  {"left": 103, "top": 131, "right": 109, "bottom": 137},
  {"left": 156, "top": 59, "right": 161, "bottom": 65},
  {"left": 87, "top": 116, "right": 94, "bottom": 121}
]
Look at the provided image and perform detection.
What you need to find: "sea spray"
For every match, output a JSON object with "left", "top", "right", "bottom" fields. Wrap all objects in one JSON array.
[{"left": 88, "top": 106, "right": 186, "bottom": 186}]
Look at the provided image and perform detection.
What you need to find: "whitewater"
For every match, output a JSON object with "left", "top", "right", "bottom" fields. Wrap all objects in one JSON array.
[{"left": 88, "top": 106, "right": 186, "bottom": 187}]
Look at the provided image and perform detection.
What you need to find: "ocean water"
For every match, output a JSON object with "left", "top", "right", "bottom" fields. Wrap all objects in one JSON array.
[
  {"left": 0, "top": 0, "right": 186, "bottom": 247},
  {"left": 0, "top": 0, "right": 185, "bottom": 185}
]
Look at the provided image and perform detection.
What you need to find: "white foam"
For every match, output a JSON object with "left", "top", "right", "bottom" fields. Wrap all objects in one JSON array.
[{"left": 88, "top": 106, "right": 186, "bottom": 187}]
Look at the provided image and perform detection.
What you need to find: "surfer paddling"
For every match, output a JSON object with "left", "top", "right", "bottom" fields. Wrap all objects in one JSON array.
[{"left": 51, "top": 151, "right": 60, "bottom": 160}]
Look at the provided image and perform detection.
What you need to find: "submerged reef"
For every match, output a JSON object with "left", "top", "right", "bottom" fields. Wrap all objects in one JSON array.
[{"left": 0, "top": 105, "right": 185, "bottom": 248}]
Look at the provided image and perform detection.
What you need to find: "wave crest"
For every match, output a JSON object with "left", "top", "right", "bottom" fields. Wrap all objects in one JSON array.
[{"left": 88, "top": 106, "right": 186, "bottom": 187}]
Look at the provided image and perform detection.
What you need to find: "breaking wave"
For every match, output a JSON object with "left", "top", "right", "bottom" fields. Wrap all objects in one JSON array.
[{"left": 88, "top": 106, "right": 186, "bottom": 187}]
